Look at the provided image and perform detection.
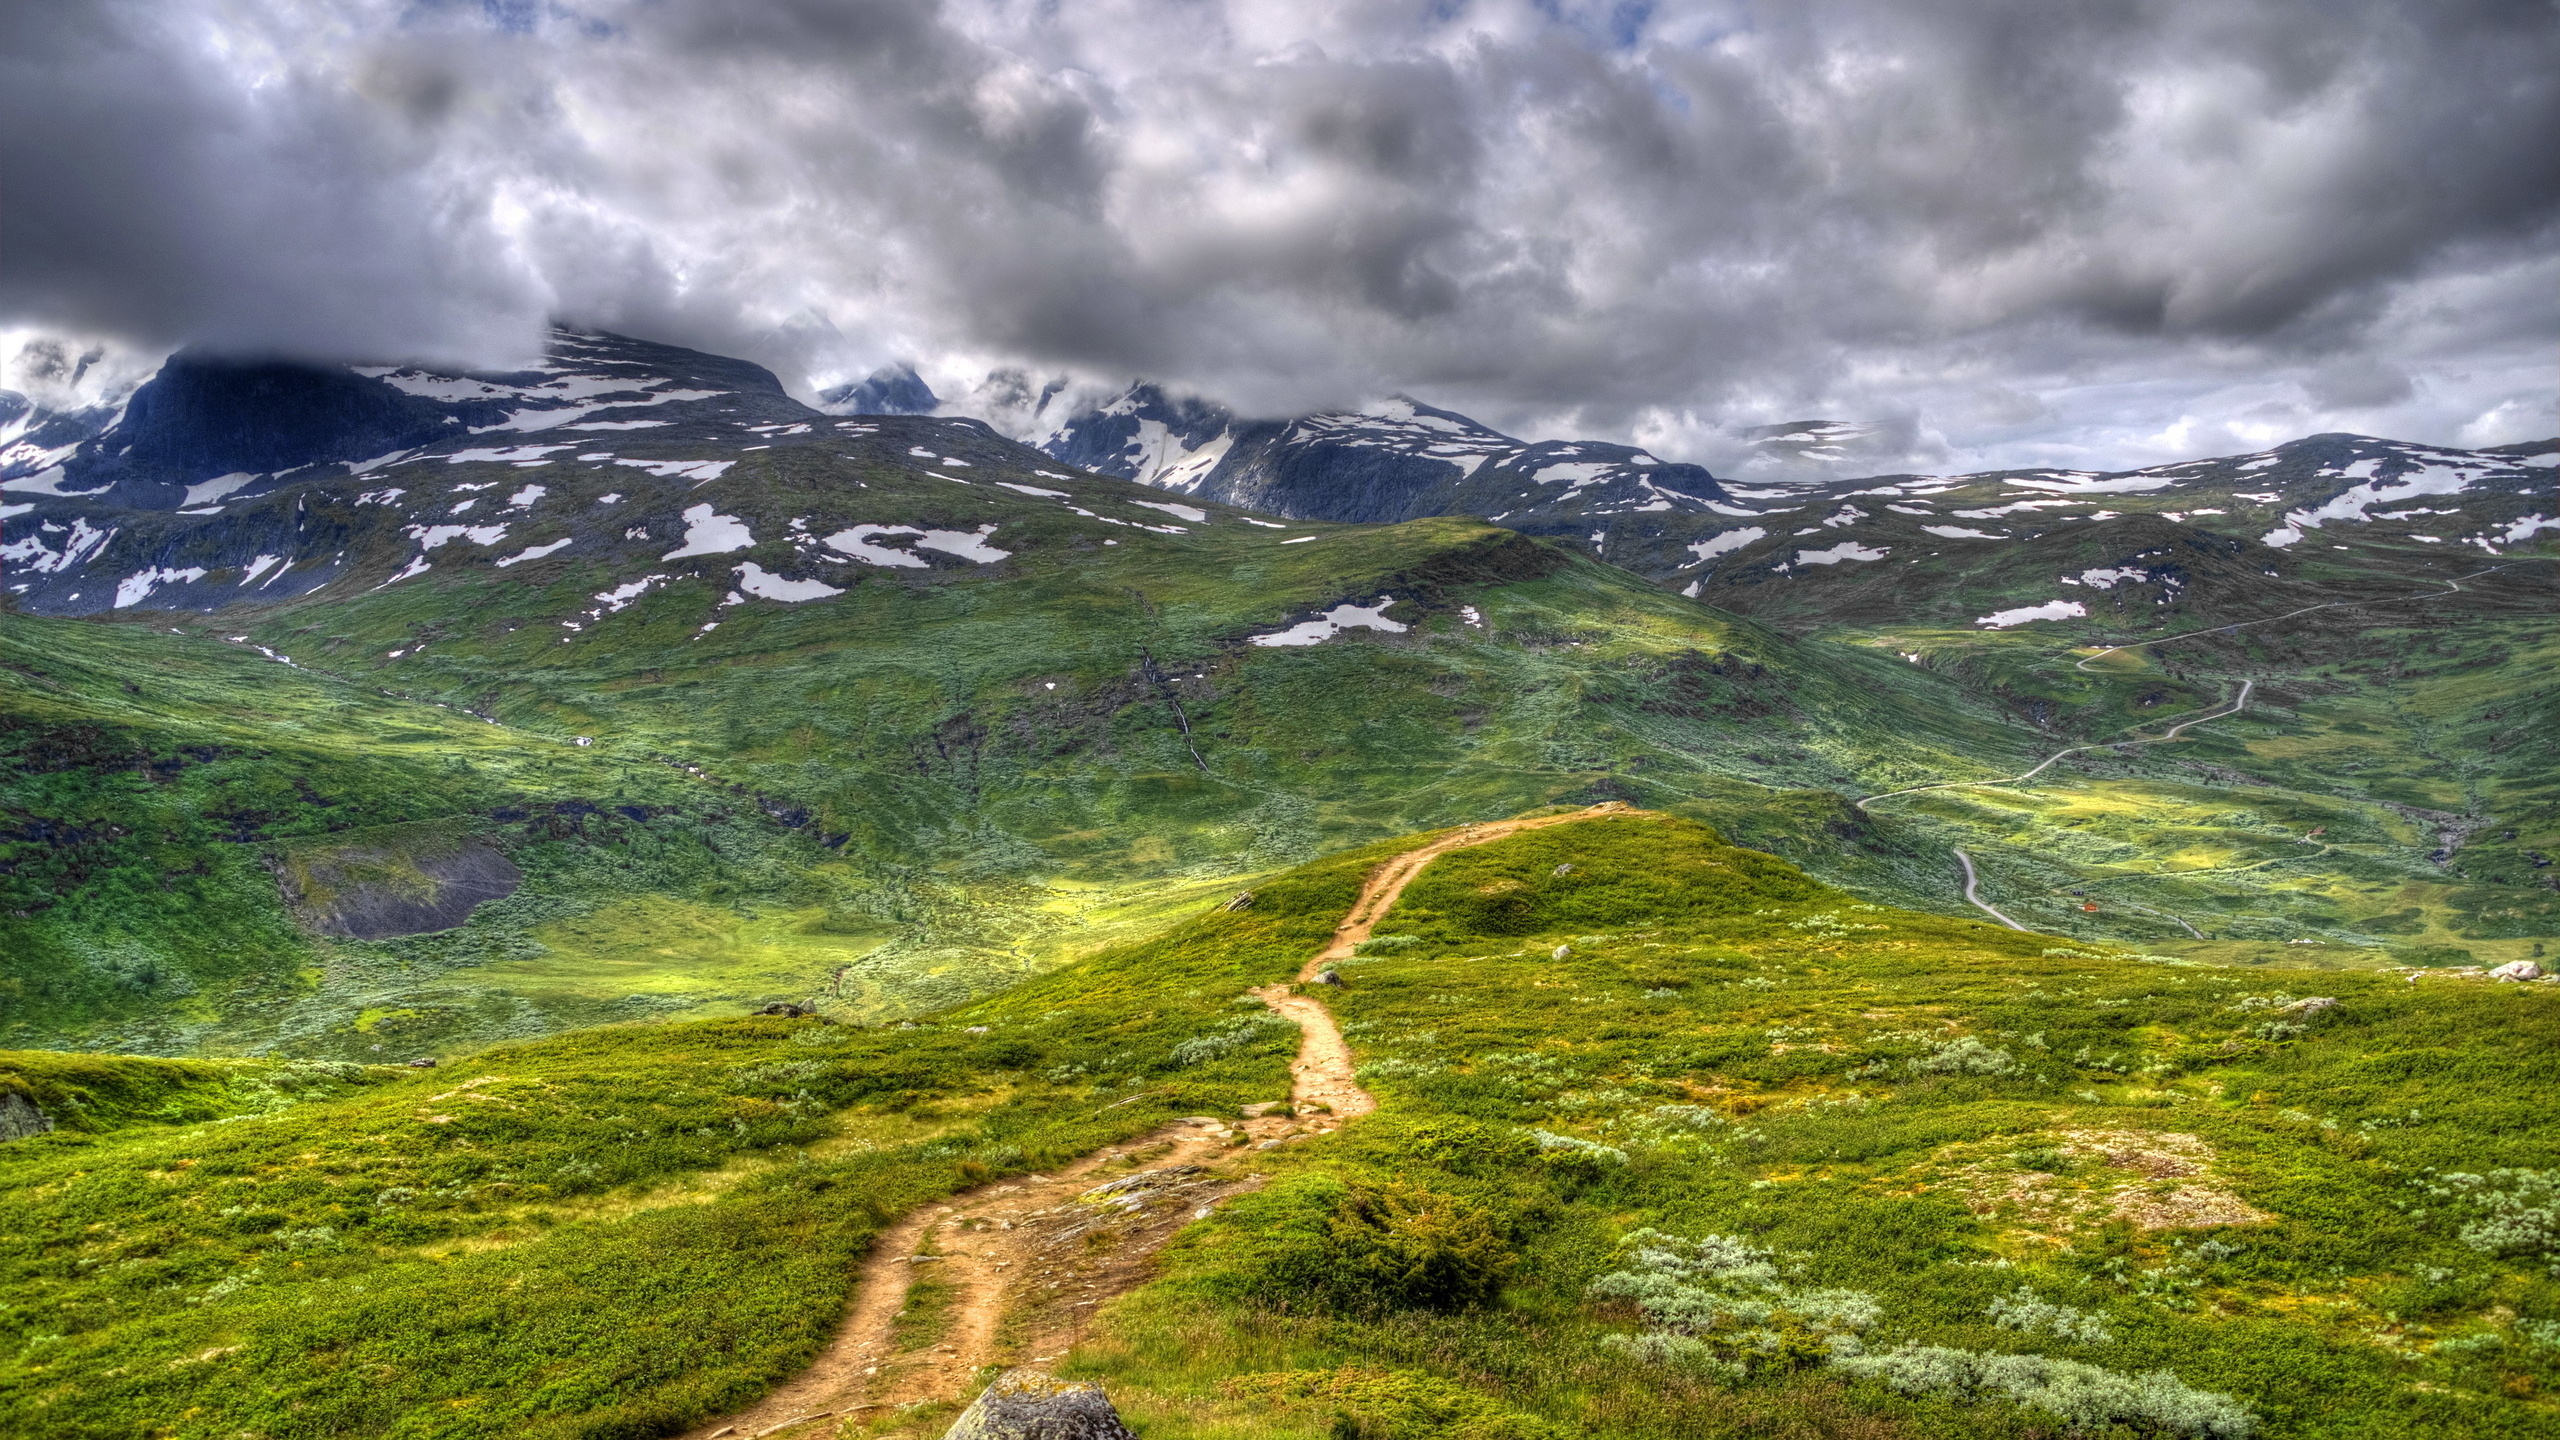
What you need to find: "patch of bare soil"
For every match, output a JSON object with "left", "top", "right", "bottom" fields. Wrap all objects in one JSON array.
[{"left": 1939, "top": 1127, "right": 2273, "bottom": 1239}]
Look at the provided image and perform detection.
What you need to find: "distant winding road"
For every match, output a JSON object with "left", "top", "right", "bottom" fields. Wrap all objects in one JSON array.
[{"left": 1867, "top": 553, "right": 2558, "bottom": 934}]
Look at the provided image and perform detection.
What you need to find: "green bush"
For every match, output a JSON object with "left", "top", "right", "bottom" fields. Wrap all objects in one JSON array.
[{"left": 1235, "top": 1174, "right": 1515, "bottom": 1315}]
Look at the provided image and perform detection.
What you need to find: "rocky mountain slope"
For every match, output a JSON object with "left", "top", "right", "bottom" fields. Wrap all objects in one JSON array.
[
  {"left": 1034, "top": 385, "right": 2556, "bottom": 600},
  {"left": 1039, "top": 383, "right": 1733, "bottom": 556}
]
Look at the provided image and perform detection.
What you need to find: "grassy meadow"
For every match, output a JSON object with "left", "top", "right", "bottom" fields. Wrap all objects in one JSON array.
[
  {"left": 1048, "top": 815, "right": 2560, "bottom": 1440},
  {"left": 10, "top": 813, "right": 2553, "bottom": 1438}
]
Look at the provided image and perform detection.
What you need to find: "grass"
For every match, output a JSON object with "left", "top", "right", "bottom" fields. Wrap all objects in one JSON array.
[
  {"left": 0, "top": 506, "right": 2037, "bottom": 1060},
  {"left": 0, "top": 835, "right": 1413, "bottom": 1438},
  {"left": 1046, "top": 814, "right": 2559, "bottom": 1439},
  {"left": 8, "top": 813, "right": 2557, "bottom": 1437}
]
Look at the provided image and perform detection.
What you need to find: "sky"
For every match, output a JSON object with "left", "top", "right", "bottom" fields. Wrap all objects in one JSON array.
[{"left": 2, "top": 0, "right": 2555, "bottom": 477}]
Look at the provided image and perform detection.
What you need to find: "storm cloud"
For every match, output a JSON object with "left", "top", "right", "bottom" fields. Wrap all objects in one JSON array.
[{"left": 3, "top": 0, "right": 2554, "bottom": 471}]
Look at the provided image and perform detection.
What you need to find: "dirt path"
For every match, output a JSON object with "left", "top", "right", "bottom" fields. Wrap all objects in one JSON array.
[{"left": 686, "top": 803, "right": 1631, "bottom": 1440}]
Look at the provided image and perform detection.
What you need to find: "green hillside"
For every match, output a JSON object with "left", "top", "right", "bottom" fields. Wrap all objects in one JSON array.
[
  {"left": 2, "top": 501, "right": 2038, "bottom": 1059},
  {"left": 7, "top": 815, "right": 2553, "bottom": 1438}
]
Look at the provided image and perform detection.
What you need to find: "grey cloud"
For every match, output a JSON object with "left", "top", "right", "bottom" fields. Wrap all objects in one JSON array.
[{"left": 1, "top": 0, "right": 2553, "bottom": 467}]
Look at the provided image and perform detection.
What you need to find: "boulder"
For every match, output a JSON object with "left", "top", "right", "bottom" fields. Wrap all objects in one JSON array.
[
  {"left": 0, "top": 1092, "right": 56, "bottom": 1143},
  {"left": 1551, "top": 944, "right": 1572, "bottom": 960},
  {"left": 757, "top": 1002, "right": 816, "bottom": 1017},
  {"left": 2490, "top": 960, "right": 2545, "bottom": 981},
  {"left": 1311, "top": 968, "right": 1346, "bottom": 987},
  {"left": 1240, "top": 1101, "right": 1290, "bottom": 1119},
  {"left": 941, "top": 1369, "right": 1137, "bottom": 1440},
  {"left": 2278, "top": 996, "right": 2339, "bottom": 1015}
]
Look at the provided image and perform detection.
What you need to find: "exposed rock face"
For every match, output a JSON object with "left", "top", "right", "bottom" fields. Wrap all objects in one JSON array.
[
  {"left": 0, "top": 1092, "right": 57, "bottom": 1142},
  {"left": 941, "top": 1369, "right": 1137, "bottom": 1440},
  {"left": 278, "top": 837, "right": 522, "bottom": 939}
]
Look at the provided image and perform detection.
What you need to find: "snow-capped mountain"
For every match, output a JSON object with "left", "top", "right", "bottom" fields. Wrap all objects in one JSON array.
[
  {"left": 0, "top": 329, "right": 1290, "bottom": 620},
  {"left": 1667, "top": 431, "right": 2560, "bottom": 627},
  {"left": 6, "top": 325, "right": 2549, "bottom": 627},
  {"left": 1038, "top": 384, "right": 1735, "bottom": 566},
  {"left": 1, "top": 329, "right": 810, "bottom": 511},
  {"left": 817, "top": 364, "right": 939, "bottom": 416}
]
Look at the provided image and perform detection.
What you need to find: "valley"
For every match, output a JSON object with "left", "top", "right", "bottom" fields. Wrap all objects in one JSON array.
[{"left": 1, "top": 330, "right": 2555, "bottom": 1440}]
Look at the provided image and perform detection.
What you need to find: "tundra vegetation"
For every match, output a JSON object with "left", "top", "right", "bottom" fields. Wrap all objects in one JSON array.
[{"left": 7, "top": 815, "right": 2554, "bottom": 1438}]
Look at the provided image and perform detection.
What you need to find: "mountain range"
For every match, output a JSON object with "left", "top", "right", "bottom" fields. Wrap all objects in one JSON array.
[{"left": 4, "top": 324, "right": 2559, "bottom": 1440}]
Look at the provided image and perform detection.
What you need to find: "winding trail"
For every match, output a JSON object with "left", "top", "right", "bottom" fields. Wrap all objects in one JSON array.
[
  {"left": 683, "top": 804, "right": 1630, "bottom": 1440},
  {"left": 1952, "top": 849, "right": 2026, "bottom": 931}
]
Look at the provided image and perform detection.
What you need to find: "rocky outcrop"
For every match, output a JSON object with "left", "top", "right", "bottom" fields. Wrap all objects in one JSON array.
[
  {"left": 0, "top": 1091, "right": 57, "bottom": 1142},
  {"left": 941, "top": 1370, "right": 1137, "bottom": 1440},
  {"left": 277, "top": 835, "right": 522, "bottom": 940}
]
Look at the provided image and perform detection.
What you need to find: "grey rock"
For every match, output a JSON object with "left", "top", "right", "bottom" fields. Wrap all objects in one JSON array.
[
  {"left": 278, "top": 837, "right": 521, "bottom": 940},
  {"left": 0, "top": 1092, "right": 57, "bottom": 1142},
  {"left": 2490, "top": 960, "right": 2544, "bottom": 981},
  {"left": 2278, "top": 996, "right": 2340, "bottom": 1014},
  {"left": 941, "top": 1369, "right": 1137, "bottom": 1440}
]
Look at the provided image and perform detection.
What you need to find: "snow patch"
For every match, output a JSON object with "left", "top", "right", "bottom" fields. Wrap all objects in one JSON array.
[
  {"left": 1, "top": 517, "right": 116, "bottom": 574},
  {"left": 1977, "top": 599, "right": 2088, "bottom": 628},
  {"left": 1247, "top": 598, "right": 1410, "bottom": 647},
  {"left": 615, "top": 459, "right": 735, "bottom": 483},
  {"left": 1794, "top": 541, "right": 1889, "bottom": 565},
  {"left": 1132, "top": 500, "right": 1208, "bottom": 523},
  {"left": 591, "top": 574, "right": 668, "bottom": 614},
  {"left": 996, "top": 482, "right": 1069, "bottom": 498},
  {"left": 494, "top": 537, "right": 574, "bottom": 568},
  {"left": 1686, "top": 527, "right": 1765, "bottom": 563},
  {"left": 820, "top": 525, "right": 930, "bottom": 568},
  {"left": 409, "top": 523, "right": 509, "bottom": 550},
  {"left": 113, "top": 566, "right": 208, "bottom": 608},
  {"left": 2062, "top": 567, "right": 2144, "bottom": 588},
  {"left": 182, "top": 472, "right": 260, "bottom": 507},
  {"left": 1, "top": 466, "right": 108, "bottom": 497},
  {"left": 1922, "top": 525, "right": 2004, "bottom": 540},
  {"left": 663, "top": 505, "right": 753, "bottom": 559},
  {"left": 734, "top": 562, "right": 845, "bottom": 602},
  {"left": 914, "top": 524, "right": 1011, "bottom": 562},
  {"left": 1532, "top": 460, "right": 1615, "bottom": 486},
  {"left": 2264, "top": 462, "right": 2486, "bottom": 547},
  {"left": 507, "top": 484, "right": 547, "bottom": 509}
]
